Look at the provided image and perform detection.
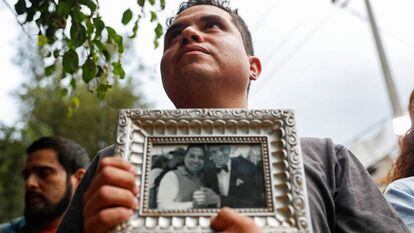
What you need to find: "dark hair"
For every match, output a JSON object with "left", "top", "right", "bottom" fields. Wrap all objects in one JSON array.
[
  {"left": 387, "top": 90, "right": 414, "bottom": 182},
  {"left": 26, "top": 137, "right": 90, "bottom": 175},
  {"left": 186, "top": 144, "right": 208, "bottom": 156},
  {"left": 151, "top": 155, "right": 169, "bottom": 169},
  {"left": 167, "top": 0, "right": 254, "bottom": 56}
]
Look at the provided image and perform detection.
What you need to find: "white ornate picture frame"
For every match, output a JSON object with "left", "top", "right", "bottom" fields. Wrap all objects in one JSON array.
[{"left": 112, "top": 109, "right": 312, "bottom": 233}]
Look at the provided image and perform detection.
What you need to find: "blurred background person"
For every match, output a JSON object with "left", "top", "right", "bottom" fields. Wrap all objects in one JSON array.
[
  {"left": 384, "top": 89, "right": 414, "bottom": 231},
  {"left": 0, "top": 137, "right": 90, "bottom": 233}
]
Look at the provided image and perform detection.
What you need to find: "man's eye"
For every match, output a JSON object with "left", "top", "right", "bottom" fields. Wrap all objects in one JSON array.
[
  {"left": 171, "top": 30, "right": 182, "bottom": 39},
  {"left": 206, "top": 22, "right": 220, "bottom": 29},
  {"left": 37, "top": 170, "right": 51, "bottom": 179}
]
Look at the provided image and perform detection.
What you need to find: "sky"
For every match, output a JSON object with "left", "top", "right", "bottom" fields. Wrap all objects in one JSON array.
[{"left": 1, "top": 0, "right": 414, "bottom": 165}]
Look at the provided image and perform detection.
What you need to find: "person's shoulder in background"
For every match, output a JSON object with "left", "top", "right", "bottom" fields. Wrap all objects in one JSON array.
[
  {"left": 0, "top": 217, "right": 25, "bottom": 233},
  {"left": 384, "top": 176, "right": 414, "bottom": 231}
]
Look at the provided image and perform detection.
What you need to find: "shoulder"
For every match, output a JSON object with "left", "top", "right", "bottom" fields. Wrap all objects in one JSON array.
[
  {"left": 0, "top": 217, "right": 25, "bottom": 232},
  {"left": 231, "top": 156, "right": 254, "bottom": 167},
  {"left": 300, "top": 137, "right": 355, "bottom": 172},
  {"left": 231, "top": 156, "right": 256, "bottom": 174},
  {"left": 385, "top": 177, "right": 414, "bottom": 194},
  {"left": 161, "top": 170, "right": 179, "bottom": 182},
  {"left": 300, "top": 137, "right": 346, "bottom": 159}
]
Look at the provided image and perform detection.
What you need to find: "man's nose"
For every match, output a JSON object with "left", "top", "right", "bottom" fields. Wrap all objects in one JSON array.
[
  {"left": 180, "top": 26, "right": 203, "bottom": 45},
  {"left": 25, "top": 174, "right": 40, "bottom": 190}
]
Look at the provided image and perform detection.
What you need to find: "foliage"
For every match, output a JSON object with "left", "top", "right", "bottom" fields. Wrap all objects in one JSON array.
[
  {"left": 0, "top": 35, "right": 150, "bottom": 222},
  {"left": 0, "top": 126, "right": 26, "bottom": 223},
  {"left": 13, "top": 0, "right": 166, "bottom": 98}
]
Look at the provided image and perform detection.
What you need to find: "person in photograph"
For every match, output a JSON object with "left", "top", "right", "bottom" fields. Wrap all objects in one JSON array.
[
  {"left": 58, "top": 0, "right": 410, "bottom": 232},
  {"left": 157, "top": 144, "right": 214, "bottom": 209},
  {"left": 0, "top": 137, "right": 89, "bottom": 233},
  {"left": 384, "top": 89, "right": 414, "bottom": 231},
  {"left": 198, "top": 144, "right": 265, "bottom": 208},
  {"left": 148, "top": 154, "right": 168, "bottom": 208}
]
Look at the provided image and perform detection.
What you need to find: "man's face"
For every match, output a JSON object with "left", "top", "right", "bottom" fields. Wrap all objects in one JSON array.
[
  {"left": 22, "top": 149, "right": 71, "bottom": 227},
  {"left": 184, "top": 147, "right": 205, "bottom": 174},
  {"left": 160, "top": 5, "right": 254, "bottom": 108},
  {"left": 208, "top": 145, "right": 231, "bottom": 168}
]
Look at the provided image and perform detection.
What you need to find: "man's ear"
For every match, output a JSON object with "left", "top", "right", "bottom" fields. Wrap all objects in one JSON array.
[
  {"left": 70, "top": 168, "right": 86, "bottom": 191},
  {"left": 248, "top": 56, "right": 262, "bottom": 81}
]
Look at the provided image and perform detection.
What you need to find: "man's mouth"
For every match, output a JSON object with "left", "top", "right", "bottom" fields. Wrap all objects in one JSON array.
[
  {"left": 26, "top": 191, "right": 46, "bottom": 206},
  {"left": 180, "top": 45, "right": 209, "bottom": 57}
]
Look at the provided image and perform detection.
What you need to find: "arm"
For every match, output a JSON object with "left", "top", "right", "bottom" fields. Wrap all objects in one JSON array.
[
  {"left": 157, "top": 171, "right": 193, "bottom": 210},
  {"left": 333, "top": 146, "right": 411, "bottom": 233},
  {"left": 384, "top": 179, "right": 414, "bottom": 231}
]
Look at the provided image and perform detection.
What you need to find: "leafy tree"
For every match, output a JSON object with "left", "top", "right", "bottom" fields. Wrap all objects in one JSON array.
[
  {"left": 9, "top": 0, "right": 166, "bottom": 98},
  {"left": 0, "top": 34, "right": 151, "bottom": 222},
  {"left": 0, "top": 126, "right": 26, "bottom": 223}
]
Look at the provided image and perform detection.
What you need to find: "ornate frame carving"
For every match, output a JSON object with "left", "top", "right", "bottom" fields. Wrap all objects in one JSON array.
[{"left": 112, "top": 109, "right": 312, "bottom": 233}]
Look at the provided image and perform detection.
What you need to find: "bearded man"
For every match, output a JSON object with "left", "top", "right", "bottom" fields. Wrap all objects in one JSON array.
[{"left": 0, "top": 137, "right": 90, "bottom": 233}]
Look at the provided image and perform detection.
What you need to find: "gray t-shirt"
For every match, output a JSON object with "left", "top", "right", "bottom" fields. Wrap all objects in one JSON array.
[{"left": 57, "top": 137, "right": 410, "bottom": 233}]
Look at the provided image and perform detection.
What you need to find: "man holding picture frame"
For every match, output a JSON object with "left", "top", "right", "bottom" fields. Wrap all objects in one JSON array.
[{"left": 58, "top": 0, "right": 410, "bottom": 232}]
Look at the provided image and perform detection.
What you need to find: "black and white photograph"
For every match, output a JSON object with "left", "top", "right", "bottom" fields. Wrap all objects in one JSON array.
[{"left": 146, "top": 143, "right": 267, "bottom": 211}]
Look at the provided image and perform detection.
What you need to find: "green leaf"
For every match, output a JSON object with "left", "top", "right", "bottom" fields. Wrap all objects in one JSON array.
[
  {"left": 93, "top": 40, "right": 110, "bottom": 61},
  {"left": 62, "top": 49, "right": 79, "bottom": 74},
  {"left": 82, "top": 58, "right": 96, "bottom": 83},
  {"left": 80, "top": 0, "right": 97, "bottom": 13},
  {"left": 107, "top": 27, "right": 124, "bottom": 53},
  {"left": 25, "top": 7, "right": 35, "bottom": 22},
  {"left": 72, "top": 10, "right": 86, "bottom": 22},
  {"left": 137, "top": 0, "right": 145, "bottom": 7},
  {"left": 59, "top": 88, "right": 69, "bottom": 97},
  {"left": 86, "top": 18, "right": 94, "bottom": 37},
  {"left": 44, "top": 64, "right": 55, "bottom": 76},
  {"left": 154, "top": 23, "right": 163, "bottom": 39},
  {"left": 154, "top": 40, "right": 159, "bottom": 49},
  {"left": 149, "top": 0, "right": 155, "bottom": 5},
  {"left": 14, "top": 0, "right": 26, "bottom": 15},
  {"left": 112, "top": 62, "right": 125, "bottom": 79},
  {"left": 70, "top": 22, "right": 87, "bottom": 47},
  {"left": 72, "top": 96, "right": 80, "bottom": 108},
  {"left": 96, "top": 65, "right": 104, "bottom": 77},
  {"left": 122, "top": 9, "right": 133, "bottom": 25},
  {"left": 93, "top": 17, "right": 105, "bottom": 39},
  {"left": 150, "top": 11, "right": 157, "bottom": 22},
  {"left": 53, "top": 49, "right": 60, "bottom": 58},
  {"left": 97, "top": 84, "right": 111, "bottom": 100},
  {"left": 129, "top": 19, "right": 140, "bottom": 38},
  {"left": 57, "top": 1, "right": 71, "bottom": 17},
  {"left": 38, "top": 35, "right": 48, "bottom": 47},
  {"left": 70, "top": 78, "right": 77, "bottom": 89},
  {"left": 160, "top": 0, "right": 166, "bottom": 9}
]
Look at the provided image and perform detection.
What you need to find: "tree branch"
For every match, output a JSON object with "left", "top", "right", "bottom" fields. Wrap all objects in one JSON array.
[{"left": 1, "top": 0, "right": 32, "bottom": 38}]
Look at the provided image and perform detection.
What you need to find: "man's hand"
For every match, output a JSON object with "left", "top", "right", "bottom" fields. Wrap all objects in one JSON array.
[
  {"left": 211, "top": 207, "right": 262, "bottom": 233},
  {"left": 83, "top": 157, "right": 138, "bottom": 233},
  {"left": 193, "top": 187, "right": 220, "bottom": 207}
]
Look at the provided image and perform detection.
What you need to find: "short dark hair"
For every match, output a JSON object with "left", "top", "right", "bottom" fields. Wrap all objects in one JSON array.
[
  {"left": 186, "top": 144, "right": 207, "bottom": 156},
  {"left": 167, "top": 0, "right": 254, "bottom": 56},
  {"left": 26, "top": 137, "right": 90, "bottom": 175}
]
